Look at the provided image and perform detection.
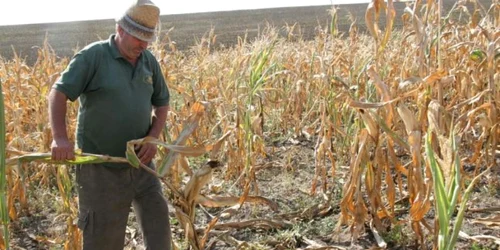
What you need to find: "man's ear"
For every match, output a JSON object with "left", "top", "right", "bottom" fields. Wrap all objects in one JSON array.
[{"left": 117, "top": 25, "right": 124, "bottom": 35}]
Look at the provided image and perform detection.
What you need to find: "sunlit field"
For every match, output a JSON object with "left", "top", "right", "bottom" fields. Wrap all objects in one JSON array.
[{"left": 0, "top": 0, "right": 499, "bottom": 249}]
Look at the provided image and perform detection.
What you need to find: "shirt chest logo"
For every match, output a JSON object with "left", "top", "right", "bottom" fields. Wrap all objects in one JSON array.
[{"left": 144, "top": 76, "right": 153, "bottom": 84}]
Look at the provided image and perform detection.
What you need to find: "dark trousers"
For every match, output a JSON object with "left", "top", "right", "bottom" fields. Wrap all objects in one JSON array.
[{"left": 76, "top": 164, "right": 172, "bottom": 250}]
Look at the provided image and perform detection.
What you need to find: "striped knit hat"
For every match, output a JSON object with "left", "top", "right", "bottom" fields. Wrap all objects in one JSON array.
[{"left": 116, "top": 0, "right": 160, "bottom": 42}]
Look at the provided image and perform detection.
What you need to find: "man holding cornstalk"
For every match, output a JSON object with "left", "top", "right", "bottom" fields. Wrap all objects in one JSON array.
[{"left": 47, "top": 0, "right": 172, "bottom": 249}]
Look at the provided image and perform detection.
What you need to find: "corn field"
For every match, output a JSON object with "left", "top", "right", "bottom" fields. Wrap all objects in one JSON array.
[{"left": 0, "top": 0, "right": 499, "bottom": 249}]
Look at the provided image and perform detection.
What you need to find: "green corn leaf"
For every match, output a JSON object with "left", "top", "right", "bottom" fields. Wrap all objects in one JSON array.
[
  {"left": 470, "top": 49, "right": 486, "bottom": 62},
  {"left": 126, "top": 141, "right": 141, "bottom": 168},
  {"left": 446, "top": 168, "right": 490, "bottom": 250},
  {"left": 447, "top": 130, "right": 460, "bottom": 219},
  {"left": 425, "top": 131, "right": 450, "bottom": 248},
  {"left": 372, "top": 111, "right": 410, "bottom": 151},
  {"left": 7, "top": 153, "right": 129, "bottom": 166},
  {"left": 0, "top": 79, "right": 10, "bottom": 249}
]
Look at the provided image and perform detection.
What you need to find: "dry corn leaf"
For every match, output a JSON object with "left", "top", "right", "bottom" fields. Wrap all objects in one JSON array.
[
  {"left": 158, "top": 102, "right": 208, "bottom": 176},
  {"left": 7, "top": 184, "right": 18, "bottom": 221},
  {"left": 459, "top": 231, "right": 500, "bottom": 247},
  {"left": 183, "top": 161, "right": 221, "bottom": 220},
  {"left": 345, "top": 130, "right": 370, "bottom": 241},
  {"left": 302, "top": 237, "right": 328, "bottom": 248},
  {"left": 207, "top": 130, "right": 232, "bottom": 160},
  {"left": 365, "top": 0, "right": 385, "bottom": 41},
  {"left": 199, "top": 217, "right": 219, "bottom": 249},
  {"left": 352, "top": 192, "right": 368, "bottom": 241},
  {"left": 423, "top": 70, "right": 447, "bottom": 86},
  {"left": 399, "top": 76, "right": 422, "bottom": 91},
  {"left": 471, "top": 9, "right": 482, "bottom": 28},
  {"left": 397, "top": 104, "right": 419, "bottom": 134},
  {"left": 409, "top": 196, "right": 431, "bottom": 222},
  {"left": 339, "top": 130, "right": 365, "bottom": 227},
  {"left": 472, "top": 214, "right": 500, "bottom": 228},
  {"left": 213, "top": 219, "right": 292, "bottom": 230},
  {"left": 196, "top": 194, "right": 278, "bottom": 211},
  {"left": 384, "top": 161, "right": 397, "bottom": 210},
  {"left": 178, "top": 156, "right": 193, "bottom": 176},
  {"left": 0, "top": 234, "right": 4, "bottom": 250},
  {"left": 404, "top": 6, "right": 424, "bottom": 42},
  {"left": 174, "top": 208, "right": 200, "bottom": 250},
  {"left": 367, "top": 66, "right": 391, "bottom": 102},
  {"left": 380, "top": 0, "right": 395, "bottom": 54},
  {"left": 348, "top": 99, "right": 399, "bottom": 109},
  {"left": 312, "top": 105, "right": 335, "bottom": 194},
  {"left": 359, "top": 109, "right": 379, "bottom": 139},
  {"left": 427, "top": 100, "right": 455, "bottom": 181},
  {"left": 427, "top": 100, "right": 447, "bottom": 136}
]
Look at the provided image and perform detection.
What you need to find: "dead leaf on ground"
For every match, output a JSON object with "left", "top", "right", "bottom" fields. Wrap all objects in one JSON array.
[{"left": 471, "top": 214, "right": 500, "bottom": 228}]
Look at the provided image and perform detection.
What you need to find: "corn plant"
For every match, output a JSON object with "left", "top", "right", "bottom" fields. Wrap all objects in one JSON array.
[
  {"left": 240, "top": 36, "right": 277, "bottom": 191},
  {"left": 425, "top": 126, "right": 490, "bottom": 250},
  {"left": 0, "top": 79, "right": 9, "bottom": 249}
]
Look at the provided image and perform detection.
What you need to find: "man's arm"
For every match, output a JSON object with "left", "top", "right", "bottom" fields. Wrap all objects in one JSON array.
[
  {"left": 48, "top": 89, "right": 75, "bottom": 161},
  {"left": 148, "top": 105, "right": 169, "bottom": 139},
  {"left": 136, "top": 105, "right": 169, "bottom": 164}
]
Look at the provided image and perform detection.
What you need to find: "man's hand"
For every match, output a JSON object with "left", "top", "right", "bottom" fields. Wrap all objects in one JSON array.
[
  {"left": 51, "top": 138, "right": 75, "bottom": 161},
  {"left": 48, "top": 89, "right": 74, "bottom": 161},
  {"left": 139, "top": 105, "right": 168, "bottom": 165},
  {"left": 136, "top": 142, "right": 157, "bottom": 165}
]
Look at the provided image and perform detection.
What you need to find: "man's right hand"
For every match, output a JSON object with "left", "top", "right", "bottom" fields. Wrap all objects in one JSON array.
[
  {"left": 51, "top": 138, "right": 75, "bottom": 161},
  {"left": 48, "top": 89, "right": 74, "bottom": 161}
]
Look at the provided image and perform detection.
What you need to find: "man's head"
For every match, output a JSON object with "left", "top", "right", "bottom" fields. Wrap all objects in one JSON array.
[{"left": 116, "top": 0, "right": 160, "bottom": 42}]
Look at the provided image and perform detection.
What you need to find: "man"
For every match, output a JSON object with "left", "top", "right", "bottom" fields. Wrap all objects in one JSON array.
[{"left": 48, "top": 0, "right": 172, "bottom": 249}]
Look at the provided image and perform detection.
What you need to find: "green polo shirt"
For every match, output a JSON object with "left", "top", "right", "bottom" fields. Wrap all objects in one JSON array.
[{"left": 53, "top": 35, "right": 169, "bottom": 168}]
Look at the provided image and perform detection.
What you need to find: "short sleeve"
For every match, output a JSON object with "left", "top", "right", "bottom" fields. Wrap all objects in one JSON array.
[
  {"left": 150, "top": 58, "right": 169, "bottom": 107},
  {"left": 52, "top": 51, "right": 94, "bottom": 102}
]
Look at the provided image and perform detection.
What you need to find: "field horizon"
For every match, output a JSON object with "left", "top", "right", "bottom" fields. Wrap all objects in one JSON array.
[{"left": 0, "top": 0, "right": 478, "bottom": 65}]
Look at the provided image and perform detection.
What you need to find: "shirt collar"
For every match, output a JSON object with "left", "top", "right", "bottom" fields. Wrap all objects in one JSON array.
[{"left": 108, "top": 34, "right": 122, "bottom": 59}]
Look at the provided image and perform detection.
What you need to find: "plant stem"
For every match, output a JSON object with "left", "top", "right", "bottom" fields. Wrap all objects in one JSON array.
[{"left": 0, "top": 80, "right": 10, "bottom": 249}]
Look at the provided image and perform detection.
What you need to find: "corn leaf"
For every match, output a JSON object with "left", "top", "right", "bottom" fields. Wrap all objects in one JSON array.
[
  {"left": 7, "top": 153, "right": 129, "bottom": 166},
  {"left": 0, "top": 80, "right": 9, "bottom": 249},
  {"left": 158, "top": 102, "right": 207, "bottom": 177},
  {"left": 425, "top": 131, "right": 450, "bottom": 249}
]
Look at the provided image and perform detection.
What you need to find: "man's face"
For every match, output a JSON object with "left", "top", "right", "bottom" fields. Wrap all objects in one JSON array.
[{"left": 117, "top": 28, "right": 149, "bottom": 61}]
